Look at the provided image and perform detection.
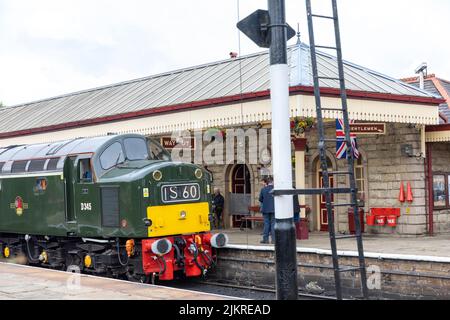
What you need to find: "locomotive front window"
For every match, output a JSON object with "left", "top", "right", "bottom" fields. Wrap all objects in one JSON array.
[
  {"left": 124, "top": 138, "right": 149, "bottom": 161},
  {"left": 100, "top": 142, "right": 125, "bottom": 170},
  {"left": 148, "top": 139, "right": 171, "bottom": 161}
]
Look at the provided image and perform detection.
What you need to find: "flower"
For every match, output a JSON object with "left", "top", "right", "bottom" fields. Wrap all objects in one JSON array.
[{"left": 292, "top": 117, "right": 315, "bottom": 136}]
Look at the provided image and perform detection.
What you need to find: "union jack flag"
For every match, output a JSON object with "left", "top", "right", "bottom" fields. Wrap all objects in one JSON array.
[{"left": 336, "top": 119, "right": 360, "bottom": 159}]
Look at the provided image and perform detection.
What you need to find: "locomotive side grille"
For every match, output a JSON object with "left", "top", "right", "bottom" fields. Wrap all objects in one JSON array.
[
  {"left": 101, "top": 187, "right": 120, "bottom": 228},
  {"left": 11, "top": 160, "right": 28, "bottom": 173},
  {"left": 28, "top": 159, "right": 46, "bottom": 172},
  {"left": 47, "top": 158, "right": 60, "bottom": 171}
]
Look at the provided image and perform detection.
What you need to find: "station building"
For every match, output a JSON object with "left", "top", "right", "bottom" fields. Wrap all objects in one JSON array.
[{"left": 0, "top": 43, "right": 449, "bottom": 236}]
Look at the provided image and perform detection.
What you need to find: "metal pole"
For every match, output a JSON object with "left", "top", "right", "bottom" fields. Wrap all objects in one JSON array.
[{"left": 268, "top": 0, "right": 298, "bottom": 300}]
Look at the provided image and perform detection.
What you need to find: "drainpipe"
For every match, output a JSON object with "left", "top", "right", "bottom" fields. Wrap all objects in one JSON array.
[{"left": 426, "top": 143, "right": 434, "bottom": 236}]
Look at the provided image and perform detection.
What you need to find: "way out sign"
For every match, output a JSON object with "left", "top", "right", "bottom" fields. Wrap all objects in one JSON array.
[{"left": 237, "top": 9, "right": 296, "bottom": 48}]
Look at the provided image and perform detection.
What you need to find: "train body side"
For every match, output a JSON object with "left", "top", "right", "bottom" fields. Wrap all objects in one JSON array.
[
  {"left": 0, "top": 160, "right": 212, "bottom": 239},
  {"left": 0, "top": 173, "right": 67, "bottom": 236}
]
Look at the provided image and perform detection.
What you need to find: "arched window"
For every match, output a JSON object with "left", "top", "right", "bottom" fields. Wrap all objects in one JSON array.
[{"left": 232, "top": 164, "right": 251, "bottom": 194}]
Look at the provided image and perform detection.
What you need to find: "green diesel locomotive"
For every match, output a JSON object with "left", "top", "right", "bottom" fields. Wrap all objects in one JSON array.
[{"left": 0, "top": 134, "right": 227, "bottom": 281}]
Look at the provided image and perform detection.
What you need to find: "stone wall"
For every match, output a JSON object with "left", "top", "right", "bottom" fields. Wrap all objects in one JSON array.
[
  {"left": 211, "top": 248, "right": 450, "bottom": 300},
  {"left": 305, "top": 123, "right": 427, "bottom": 235},
  {"left": 148, "top": 123, "right": 450, "bottom": 235}
]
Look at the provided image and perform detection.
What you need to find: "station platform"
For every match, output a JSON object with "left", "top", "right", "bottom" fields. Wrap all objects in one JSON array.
[
  {"left": 224, "top": 228, "right": 450, "bottom": 260},
  {"left": 215, "top": 229, "right": 450, "bottom": 299},
  {"left": 0, "top": 262, "right": 234, "bottom": 300}
]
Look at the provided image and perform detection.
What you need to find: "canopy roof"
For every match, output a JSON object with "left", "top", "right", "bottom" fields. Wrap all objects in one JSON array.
[{"left": 0, "top": 43, "right": 439, "bottom": 139}]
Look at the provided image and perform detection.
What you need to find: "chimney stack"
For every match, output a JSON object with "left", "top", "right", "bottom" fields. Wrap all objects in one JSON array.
[{"left": 415, "top": 62, "right": 428, "bottom": 90}]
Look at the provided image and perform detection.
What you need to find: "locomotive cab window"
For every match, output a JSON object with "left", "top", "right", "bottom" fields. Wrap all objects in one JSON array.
[
  {"left": 79, "top": 159, "right": 93, "bottom": 183},
  {"left": 124, "top": 138, "right": 149, "bottom": 161},
  {"left": 100, "top": 142, "right": 125, "bottom": 170},
  {"left": 148, "top": 139, "right": 171, "bottom": 161}
]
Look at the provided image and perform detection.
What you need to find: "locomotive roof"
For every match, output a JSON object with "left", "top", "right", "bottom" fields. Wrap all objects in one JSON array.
[{"left": 0, "top": 134, "right": 144, "bottom": 163}]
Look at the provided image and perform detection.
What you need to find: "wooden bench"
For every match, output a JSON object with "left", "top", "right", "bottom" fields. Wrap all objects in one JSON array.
[{"left": 240, "top": 206, "right": 264, "bottom": 230}]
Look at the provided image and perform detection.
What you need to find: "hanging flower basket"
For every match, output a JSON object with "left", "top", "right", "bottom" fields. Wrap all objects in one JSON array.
[{"left": 291, "top": 117, "right": 315, "bottom": 137}]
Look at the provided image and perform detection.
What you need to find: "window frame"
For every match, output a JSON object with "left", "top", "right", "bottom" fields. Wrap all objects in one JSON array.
[
  {"left": 354, "top": 157, "right": 366, "bottom": 201},
  {"left": 78, "top": 158, "right": 93, "bottom": 183},
  {"left": 432, "top": 173, "right": 450, "bottom": 209}
]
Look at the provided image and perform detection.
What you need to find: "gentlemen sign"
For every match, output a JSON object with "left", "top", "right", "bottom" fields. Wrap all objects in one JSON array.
[
  {"left": 350, "top": 123, "right": 385, "bottom": 135},
  {"left": 161, "top": 137, "right": 195, "bottom": 150}
]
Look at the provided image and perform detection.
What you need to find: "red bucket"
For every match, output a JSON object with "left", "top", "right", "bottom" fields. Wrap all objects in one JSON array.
[
  {"left": 375, "top": 216, "right": 386, "bottom": 226},
  {"left": 387, "top": 216, "right": 397, "bottom": 227},
  {"left": 366, "top": 214, "right": 376, "bottom": 226}
]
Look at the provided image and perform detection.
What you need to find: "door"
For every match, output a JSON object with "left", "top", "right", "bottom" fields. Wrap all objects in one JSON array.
[
  {"left": 317, "top": 158, "right": 334, "bottom": 232},
  {"left": 73, "top": 156, "right": 101, "bottom": 237},
  {"left": 64, "top": 157, "right": 77, "bottom": 224},
  {"left": 230, "top": 164, "right": 252, "bottom": 228}
]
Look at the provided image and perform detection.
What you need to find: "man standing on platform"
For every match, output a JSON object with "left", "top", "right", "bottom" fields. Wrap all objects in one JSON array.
[
  {"left": 212, "top": 188, "right": 225, "bottom": 229},
  {"left": 259, "top": 177, "right": 275, "bottom": 244}
]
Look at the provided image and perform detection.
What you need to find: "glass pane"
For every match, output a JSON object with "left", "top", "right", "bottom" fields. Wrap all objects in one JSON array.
[
  {"left": 100, "top": 142, "right": 124, "bottom": 170},
  {"left": 433, "top": 175, "right": 446, "bottom": 207},
  {"left": 357, "top": 180, "right": 363, "bottom": 191},
  {"left": 124, "top": 138, "right": 149, "bottom": 161},
  {"left": 148, "top": 139, "right": 171, "bottom": 161}
]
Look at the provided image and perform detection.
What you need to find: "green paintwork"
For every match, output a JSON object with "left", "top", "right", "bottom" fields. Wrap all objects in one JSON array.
[
  {"left": 0, "top": 135, "right": 212, "bottom": 240},
  {"left": 0, "top": 173, "right": 68, "bottom": 236}
]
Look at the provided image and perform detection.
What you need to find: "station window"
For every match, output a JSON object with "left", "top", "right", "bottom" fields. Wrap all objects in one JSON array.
[
  {"left": 432, "top": 174, "right": 449, "bottom": 208},
  {"left": 79, "top": 159, "right": 93, "bottom": 183},
  {"left": 354, "top": 156, "right": 366, "bottom": 200}
]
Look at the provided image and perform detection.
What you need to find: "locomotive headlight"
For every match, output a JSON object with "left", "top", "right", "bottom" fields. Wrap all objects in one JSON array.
[
  {"left": 195, "top": 169, "right": 203, "bottom": 179},
  {"left": 151, "top": 238, "right": 172, "bottom": 256},
  {"left": 210, "top": 233, "right": 229, "bottom": 248},
  {"left": 152, "top": 170, "right": 163, "bottom": 181}
]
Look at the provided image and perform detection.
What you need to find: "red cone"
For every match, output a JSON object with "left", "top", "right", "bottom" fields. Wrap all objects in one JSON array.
[
  {"left": 406, "top": 182, "right": 414, "bottom": 203},
  {"left": 398, "top": 182, "right": 405, "bottom": 203}
]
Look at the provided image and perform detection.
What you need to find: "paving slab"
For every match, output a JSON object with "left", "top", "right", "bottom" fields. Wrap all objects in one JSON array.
[{"left": 0, "top": 262, "right": 236, "bottom": 300}]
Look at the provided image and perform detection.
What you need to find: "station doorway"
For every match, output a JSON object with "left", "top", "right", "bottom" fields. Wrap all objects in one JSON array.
[
  {"left": 316, "top": 157, "right": 334, "bottom": 232},
  {"left": 228, "top": 164, "right": 252, "bottom": 228}
]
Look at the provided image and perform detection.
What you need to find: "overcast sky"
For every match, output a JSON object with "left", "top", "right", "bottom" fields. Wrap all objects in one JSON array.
[{"left": 0, "top": 0, "right": 449, "bottom": 106}]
